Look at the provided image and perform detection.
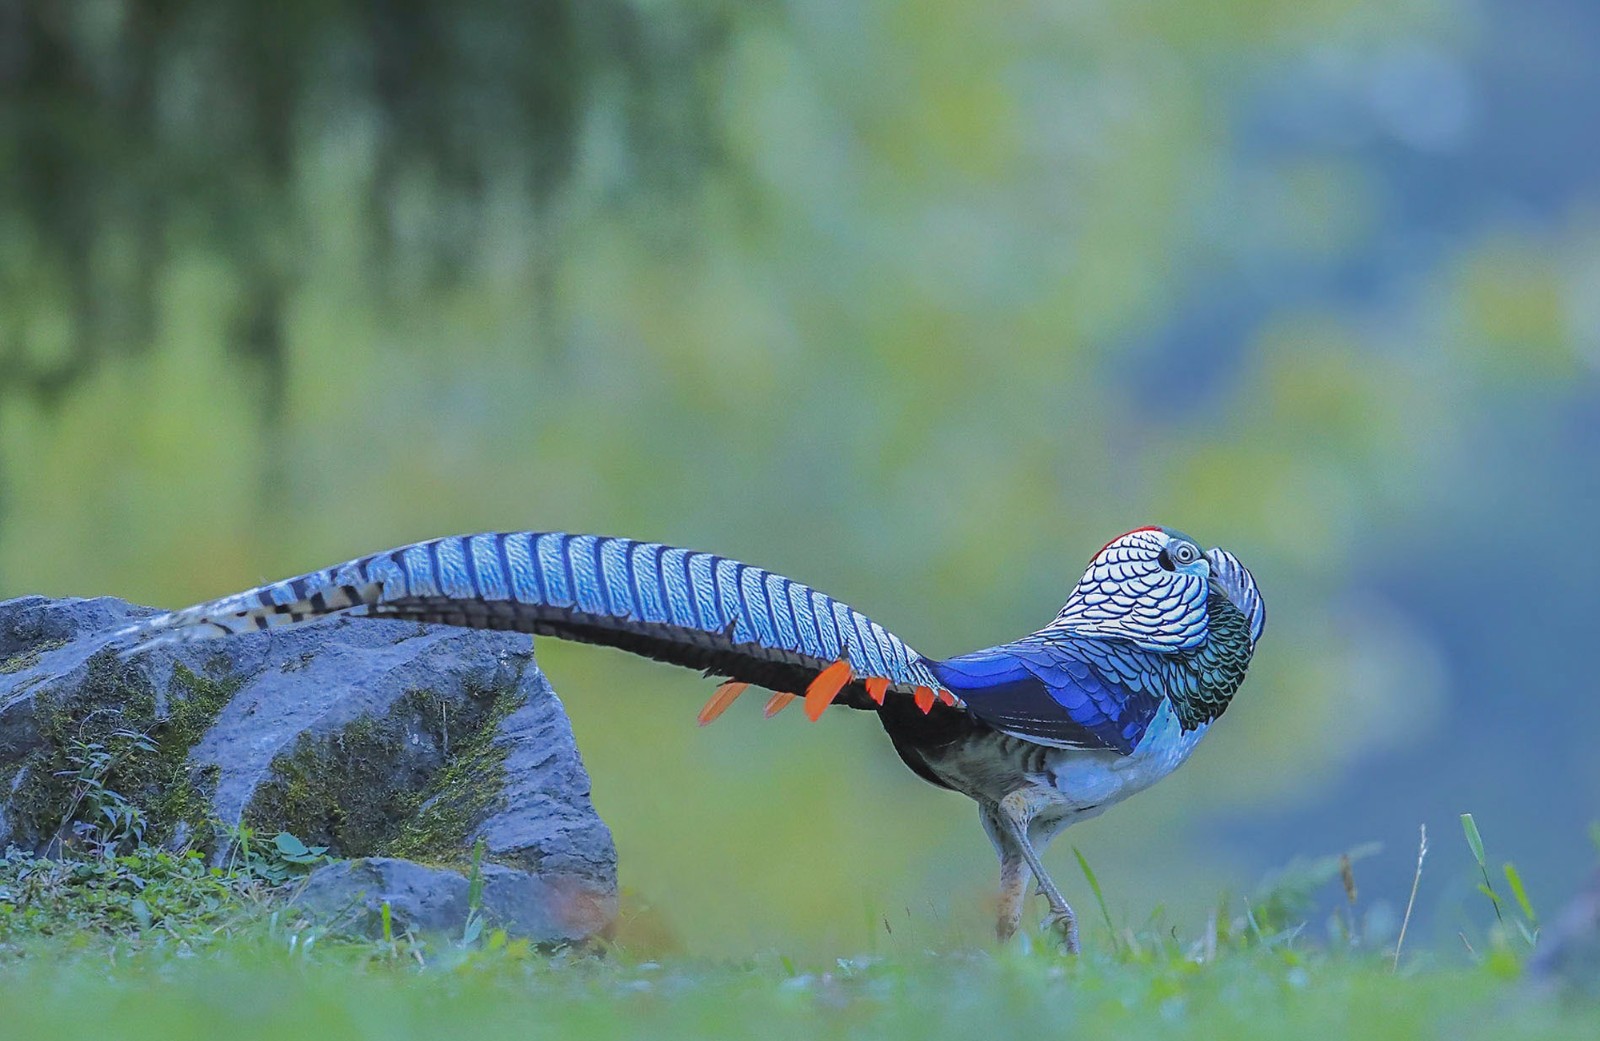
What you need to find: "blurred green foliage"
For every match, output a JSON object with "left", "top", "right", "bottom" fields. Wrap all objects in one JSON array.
[{"left": 3, "top": 0, "right": 1597, "bottom": 955}]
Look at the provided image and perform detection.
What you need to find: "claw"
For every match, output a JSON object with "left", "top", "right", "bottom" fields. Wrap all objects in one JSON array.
[{"left": 1040, "top": 908, "right": 1081, "bottom": 955}]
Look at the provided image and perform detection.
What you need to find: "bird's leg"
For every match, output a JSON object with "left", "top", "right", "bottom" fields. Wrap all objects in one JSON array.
[
  {"left": 998, "top": 788, "right": 1080, "bottom": 954},
  {"left": 980, "top": 805, "right": 1030, "bottom": 942},
  {"left": 996, "top": 850, "right": 1030, "bottom": 943}
]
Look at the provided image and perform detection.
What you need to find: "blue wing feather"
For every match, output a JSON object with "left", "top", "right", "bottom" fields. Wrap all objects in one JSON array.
[{"left": 933, "top": 637, "right": 1162, "bottom": 753}]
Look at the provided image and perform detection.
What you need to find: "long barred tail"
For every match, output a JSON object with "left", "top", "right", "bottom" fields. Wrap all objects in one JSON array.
[{"left": 117, "top": 531, "right": 959, "bottom": 721}]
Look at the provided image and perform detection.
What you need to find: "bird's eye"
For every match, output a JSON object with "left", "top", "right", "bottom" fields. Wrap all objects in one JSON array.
[{"left": 1171, "top": 542, "right": 1198, "bottom": 565}]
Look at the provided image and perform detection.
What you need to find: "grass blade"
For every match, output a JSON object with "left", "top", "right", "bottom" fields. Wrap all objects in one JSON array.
[
  {"left": 467, "top": 836, "right": 486, "bottom": 914},
  {"left": 1073, "top": 846, "right": 1118, "bottom": 951},
  {"left": 1460, "top": 814, "right": 1485, "bottom": 866},
  {"left": 1461, "top": 813, "right": 1503, "bottom": 924},
  {"left": 1503, "top": 863, "right": 1537, "bottom": 927},
  {"left": 1392, "top": 823, "right": 1427, "bottom": 972}
]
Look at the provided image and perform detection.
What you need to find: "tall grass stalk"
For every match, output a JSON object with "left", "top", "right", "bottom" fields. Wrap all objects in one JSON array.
[{"left": 1392, "top": 824, "right": 1427, "bottom": 972}]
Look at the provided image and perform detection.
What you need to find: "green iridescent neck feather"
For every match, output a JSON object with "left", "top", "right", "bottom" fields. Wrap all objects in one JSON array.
[{"left": 1165, "top": 589, "right": 1257, "bottom": 731}]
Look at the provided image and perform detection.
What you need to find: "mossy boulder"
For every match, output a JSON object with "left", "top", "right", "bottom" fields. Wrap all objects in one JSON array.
[{"left": 0, "top": 595, "right": 616, "bottom": 943}]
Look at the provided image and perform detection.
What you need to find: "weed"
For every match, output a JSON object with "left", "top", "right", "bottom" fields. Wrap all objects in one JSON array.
[
  {"left": 1072, "top": 846, "right": 1119, "bottom": 956},
  {"left": 462, "top": 836, "right": 488, "bottom": 947},
  {"left": 1392, "top": 823, "right": 1428, "bottom": 971},
  {"left": 1460, "top": 812, "right": 1538, "bottom": 949},
  {"left": 1245, "top": 842, "right": 1380, "bottom": 943},
  {"left": 4, "top": 657, "right": 236, "bottom": 853},
  {"left": 0, "top": 845, "right": 267, "bottom": 948},
  {"left": 223, "top": 825, "right": 331, "bottom": 886},
  {"left": 50, "top": 728, "right": 158, "bottom": 857}
]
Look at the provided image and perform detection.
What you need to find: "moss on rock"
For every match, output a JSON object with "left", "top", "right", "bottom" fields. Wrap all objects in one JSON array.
[
  {"left": 0, "top": 638, "right": 67, "bottom": 675},
  {"left": 380, "top": 691, "right": 521, "bottom": 864},
  {"left": 243, "top": 684, "right": 522, "bottom": 862},
  {"left": 2, "top": 653, "right": 238, "bottom": 853}
]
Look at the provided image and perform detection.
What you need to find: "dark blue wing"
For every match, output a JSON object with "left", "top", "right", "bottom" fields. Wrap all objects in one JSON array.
[{"left": 931, "top": 637, "right": 1163, "bottom": 753}]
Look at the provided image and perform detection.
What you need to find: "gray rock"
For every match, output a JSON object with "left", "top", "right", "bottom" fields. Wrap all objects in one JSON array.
[
  {"left": 295, "top": 856, "right": 611, "bottom": 942},
  {"left": 0, "top": 594, "right": 616, "bottom": 943}
]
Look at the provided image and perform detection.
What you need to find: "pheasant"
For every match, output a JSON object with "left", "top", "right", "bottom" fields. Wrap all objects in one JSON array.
[{"left": 116, "top": 525, "right": 1264, "bottom": 951}]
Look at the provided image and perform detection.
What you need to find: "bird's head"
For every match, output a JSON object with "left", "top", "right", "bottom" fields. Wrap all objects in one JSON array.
[{"left": 1050, "top": 527, "right": 1266, "bottom": 653}]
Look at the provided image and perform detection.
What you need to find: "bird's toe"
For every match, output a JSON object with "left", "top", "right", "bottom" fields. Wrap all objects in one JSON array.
[{"left": 1041, "top": 909, "right": 1081, "bottom": 955}]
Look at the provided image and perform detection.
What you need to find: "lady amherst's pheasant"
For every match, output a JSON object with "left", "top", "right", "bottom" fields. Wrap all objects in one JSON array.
[{"left": 118, "top": 525, "right": 1264, "bottom": 951}]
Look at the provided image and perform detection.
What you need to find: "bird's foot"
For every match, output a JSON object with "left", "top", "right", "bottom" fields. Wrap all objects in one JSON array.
[{"left": 1041, "top": 906, "right": 1081, "bottom": 955}]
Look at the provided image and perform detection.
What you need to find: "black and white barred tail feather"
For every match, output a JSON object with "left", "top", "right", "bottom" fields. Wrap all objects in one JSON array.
[{"left": 117, "top": 531, "right": 954, "bottom": 711}]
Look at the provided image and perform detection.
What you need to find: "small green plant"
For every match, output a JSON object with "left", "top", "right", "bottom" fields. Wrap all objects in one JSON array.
[
  {"left": 225, "top": 826, "right": 330, "bottom": 885},
  {"left": 462, "top": 836, "right": 488, "bottom": 946},
  {"left": 1459, "top": 812, "right": 1537, "bottom": 950},
  {"left": 1072, "top": 846, "right": 1120, "bottom": 956},
  {"left": 51, "top": 728, "right": 158, "bottom": 857},
  {"left": 1247, "top": 842, "right": 1380, "bottom": 944},
  {"left": 0, "top": 845, "right": 267, "bottom": 945}
]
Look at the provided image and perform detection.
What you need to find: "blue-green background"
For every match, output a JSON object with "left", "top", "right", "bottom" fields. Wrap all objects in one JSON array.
[{"left": 2, "top": 0, "right": 1596, "bottom": 955}]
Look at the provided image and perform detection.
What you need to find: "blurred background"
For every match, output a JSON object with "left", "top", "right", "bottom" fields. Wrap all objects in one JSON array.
[{"left": 2, "top": 0, "right": 1597, "bottom": 956}]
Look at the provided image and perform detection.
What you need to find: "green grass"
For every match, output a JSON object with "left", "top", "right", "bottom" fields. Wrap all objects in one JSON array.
[
  {"left": 0, "top": 844, "right": 1594, "bottom": 1041},
  {"left": 0, "top": 925, "right": 1594, "bottom": 1041},
  {"left": 0, "top": 805, "right": 1592, "bottom": 1039}
]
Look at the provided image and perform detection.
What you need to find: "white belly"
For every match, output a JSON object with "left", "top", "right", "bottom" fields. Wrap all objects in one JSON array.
[
  {"left": 1040, "top": 700, "right": 1208, "bottom": 812},
  {"left": 913, "top": 698, "right": 1209, "bottom": 822}
]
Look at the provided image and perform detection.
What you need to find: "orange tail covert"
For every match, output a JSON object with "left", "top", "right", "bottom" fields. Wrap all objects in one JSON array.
[
  {"left": 696, "top": 681, "right": 749, "bottom": 726},
  {"left": 864, "top": 677, "right": 889, "bottom": 705},
  {"left": 804, "top": 659, "right": 855, "bottom": 721}
]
